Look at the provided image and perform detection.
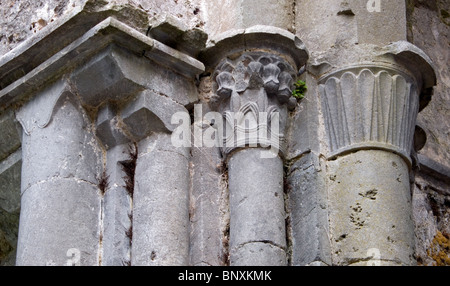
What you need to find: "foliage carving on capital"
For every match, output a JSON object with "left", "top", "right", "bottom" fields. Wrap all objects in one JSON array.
[
  {"left": 211, "top": 52, "right": 297, "bottom": 156},
  {"left": 212, "top": 53, "right": 296, "bottom": 108}
]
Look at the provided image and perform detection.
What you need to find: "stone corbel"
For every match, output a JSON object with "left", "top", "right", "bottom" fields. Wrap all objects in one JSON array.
[
  {"left": 120, "top": 90, "right": 188, "bottom": 142},
  {"left": 316, "top": 41, "right": 436, "bottom": 165}
]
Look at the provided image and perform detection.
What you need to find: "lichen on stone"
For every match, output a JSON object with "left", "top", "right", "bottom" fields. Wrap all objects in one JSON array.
[{"left": 427, "top": 231, "right": 450, "bottom": 266}]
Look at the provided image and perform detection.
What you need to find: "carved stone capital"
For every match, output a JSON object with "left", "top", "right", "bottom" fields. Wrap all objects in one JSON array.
[
  {"left": 212, "top": 52, "right": 297, "bottom": 106},
  {"left": 203, "top": 26, "right": 308, "bottom": 157},
  {"left": 316, "top": 42, "right": 436, "bottom": 165},
  {"left": 319, "top": 65, "right": 420, "bottom": 164},
  {"left": 212, "top": 52, "right": 297, "bottom": 156}
]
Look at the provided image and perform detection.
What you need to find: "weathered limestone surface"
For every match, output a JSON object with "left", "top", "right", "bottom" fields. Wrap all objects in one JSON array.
[
  {"left": 0, "top": 0, "right": 448, "bottom": 267},
  {"left": 101, "top": 143, "right": 132, "bottom": 266},
  {"left": 328, "top": 150, "right": 415, "bottom": 265},
  {"left": 203, "top": 0, "right": 295, "bottom": 38},
  {"left": 286, "top": 152, "right": 330, "bottom": 266},
  {"left": 413, "top": 171, "right": 450, "bottom": 266},
  {"left": 132, "top": 133, "right": 190, "bottom": 266},
  {"left": 228, "top": 149, "right": 286, "bottom": 266},
  {"left": 295, "top": 0, "right": 407, "bottom": 52},
  {"left": 408, "top": 0, "right": 450, "bottom": 266},
  {"left": 17, "top": 81, "right": 102, "bottom": 190},
  {"left": 410, "top": 0, "right": 450, "bottom": 167},
  {"left": 15, "top": 82, "right": 103, "bottom": 265},
  {"left": 0, "top": 0, "right": 203, "bottom": 57},
  {"left": 189, "top": 106, "right": 228, "bottom": 266},
  {"left": 17, "top": 179, "right": 101, "bottom": 266}
]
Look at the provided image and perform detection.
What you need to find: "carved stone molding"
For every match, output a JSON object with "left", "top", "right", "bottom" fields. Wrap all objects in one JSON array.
[
  {"left": 319, "top": 65, "right": 419, "bottom": 164},
  {"left": 212, "top": 52, "right": 297, "bottom": 156}
]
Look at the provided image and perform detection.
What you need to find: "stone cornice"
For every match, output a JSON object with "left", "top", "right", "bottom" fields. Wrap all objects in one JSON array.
[
  {"left": 0, "top": 3, "right": 149, "bottom": 90},
  {"left": 0, "top": 15, "right": 204, "bottom": 112}
]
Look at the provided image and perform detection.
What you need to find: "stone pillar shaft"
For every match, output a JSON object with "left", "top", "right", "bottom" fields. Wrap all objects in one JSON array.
[
  {"left": 15, "top": 80, "right": 102, "bottom": 266},
  {"left": 328, "top": 150, "right": 414, "bottom": 265},
  {"left": 207, "top": 27, "right": 308, "bottom": 264},
  {"left": 318, "top": 47, "right": 436, "bottom": 265},
  {"left": 228, "top": 149, "right": 286, "bottom": 265},
  {"left": 132, "top": 134, "right": 190, "bottom": 266}
]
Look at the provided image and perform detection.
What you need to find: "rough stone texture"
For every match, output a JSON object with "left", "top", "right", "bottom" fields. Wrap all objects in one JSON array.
[
  {"left": 228, "top": 148, "right": 286, "bottom": 266},
  {"left": 295, "top": 0, "right": 358, "bottom": 53},
  {"left": 16, "top": 179, "right": 101, "bottom": 266},
  {"left": 0, "top": 150, "right": 21, "bottom": 266},
  {"left": 413, "top": 174, "right": 450, "bottom": 266},
  {"left": 132, "top": 133, "right": 190, "bottom": 266},
  {"left": 101, "top": 143, "right": 133, "bottom": 266},
  {"left": 0, "top": 0, "right": 203, "bottom": 57},
  {"left": 407, "top": 0, "right": 450, "bottom": 266},
  {"left": 353, "top": 0, "right": 407, "bottom": 45},
  {"left": 295, "top": 0, "right": 407, "bottom": 52},
  {"left": 286, "top": 152, "right": 331, "bottom": 266},
  {"left": 15, "top": 81, "right": 103, "bottom": 266},
  {"left": 17, "top": 84, "right": 102, "bottom": 191},
  {"left": 231, "top": 242, "right": 287, "bottom": 266},
  {"left": 189, "top": 106, "right": 228, "bottom": 266},
  {"left": 203, "top": 0, "right": 295, "bottom": 39},
  {"left": 0, "top": 0, "right": 448, "bottom": 267},
  {"left": 328, "top": 150, "right": 415, "bottom": 266},
  {"left": 285, "top": 73, "right": 323, "bottom": 159},
  {"left": 410, "top": 0, "right": 450, "bottom": 168}
]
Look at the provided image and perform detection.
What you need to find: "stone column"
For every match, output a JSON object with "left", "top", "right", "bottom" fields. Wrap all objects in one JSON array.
[
  {"left": 204, "top": 27, "right": 308, "bottom": 265},
  {"left": 121, "top": 90, "right": 191, "bottom": 266},
  {"left": 317, "top": 44, "right": 436, "bottom": 265},
  {"left": 94, "top": 104, "right": 132, "bottom": 266},
  {"left": 15, "top": 79, "right": 103, "bottom": 266}
]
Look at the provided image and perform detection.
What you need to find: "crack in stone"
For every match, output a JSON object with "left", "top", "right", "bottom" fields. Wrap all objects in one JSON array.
[
  {"left": 236, "top": 240, "right": 287, "bottom": 252},
  {"left": 21, "top": 176, "right": 99, "bottom": 197}
]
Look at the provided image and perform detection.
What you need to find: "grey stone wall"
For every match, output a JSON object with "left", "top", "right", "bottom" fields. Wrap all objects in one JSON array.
[
  {"left": 407, "top": 0, "right": 450, "bottom": 266},
  {"left": 0, "top": 0, "right": 448, "bottom": 266}
]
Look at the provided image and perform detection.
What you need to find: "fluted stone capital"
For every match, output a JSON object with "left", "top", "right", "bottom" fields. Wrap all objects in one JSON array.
[{"left": 317, "top": 42, "right": 436, "bottom": 165}]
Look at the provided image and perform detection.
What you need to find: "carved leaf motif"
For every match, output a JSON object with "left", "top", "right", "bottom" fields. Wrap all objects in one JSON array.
[
  {"left": 319, "top": 67, "right": 418, "bottom": 161},
  {"left": 216, "top": 71, "right": 235, "bottom": 98},
  {"left": 278, "top": 71, "right": 293, "bottom": 104},
  {"left": 212, "top": 52, "right": 296, "bottom": 156},
  {"left": 213, "top": 52, "right": 296, "bottom": 104},
  {"left": 262, "top": 63, "right": 281, "bottom": 95}
]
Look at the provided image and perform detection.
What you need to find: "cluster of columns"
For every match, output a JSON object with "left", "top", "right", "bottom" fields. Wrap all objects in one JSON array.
[
  {"left": 13, "top": 25, "right": 203, "bottom": 265},
  {"left": 6, "top": 1, "right": 437, "bottom": 266}
]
